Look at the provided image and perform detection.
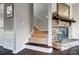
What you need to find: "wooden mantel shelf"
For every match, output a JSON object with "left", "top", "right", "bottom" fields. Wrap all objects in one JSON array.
[{"left": 52, "top": 12, "right": 76, "bottom": 23}]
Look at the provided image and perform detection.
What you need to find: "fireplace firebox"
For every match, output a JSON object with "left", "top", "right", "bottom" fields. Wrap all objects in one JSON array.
[{"left": 59, "top": 27, "right": 68, "bottom": 39}]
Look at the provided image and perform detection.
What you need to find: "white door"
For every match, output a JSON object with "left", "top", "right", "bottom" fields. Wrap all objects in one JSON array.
[{"left": 0, "top": 4, "right": 4, "bottom": 46}]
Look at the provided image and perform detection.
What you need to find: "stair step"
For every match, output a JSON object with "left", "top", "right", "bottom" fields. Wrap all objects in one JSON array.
[
  {"left": 29, "top": 37, "right": 47, "bottom": 40},
  {"left": 26, "top": 31, "right": 51, "bottom": 53},
  {"left": 25, "top": 42, "right": 51, "bottom": 48},
  {"left": 31, "top": 35, "right": 48, "bottom": 38},
  {"left": 30, "top": 38, "right": 48, "bottom": 40},
  {"left": 31, "top": 31, "right": 48, "bottom": 38},
  {"left": 25, "top": 43, "right": 52, "bottom": 53},
  {"left": 29, "top": 38, "right": 47, "bottom": 44},
  {"left": 30, "top": 38, "right": 47, "bottom": 40},
  {"left": 32, "top": 33, "right": 47, "bottom": 35},
  {"left": 34, "top": 31, "right": 48, "bottom": 34}
]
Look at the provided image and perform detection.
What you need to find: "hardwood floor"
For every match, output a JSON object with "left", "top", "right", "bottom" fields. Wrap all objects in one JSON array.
[
  {"left": 0, "top": 45, "right": 79, "bottom": 55},
  {"left": 0, "top": 46, "right": 14, "bottom": 55},
  {"left": 16, "top": 49, "right": 48, "bottom": 55},
  {"left": 16, "top": 45, "right": 79, "bottom": 55}
]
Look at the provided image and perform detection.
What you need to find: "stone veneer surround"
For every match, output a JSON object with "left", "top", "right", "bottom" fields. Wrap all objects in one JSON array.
[{"left": 52, "top": 20, "right": 72, "bottom": 40}]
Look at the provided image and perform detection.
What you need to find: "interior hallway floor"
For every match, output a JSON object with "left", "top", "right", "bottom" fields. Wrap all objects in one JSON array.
[
  {"left": 16, "top": 45, "right": 79, "bottom": 55},
  {"left": 0, "top": 45, "right": 79, "bottom": 55}
]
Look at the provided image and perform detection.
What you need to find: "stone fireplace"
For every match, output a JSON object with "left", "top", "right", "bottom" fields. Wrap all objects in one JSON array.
[
  {"left": 51, "top": 3, "right": 78, "bottom": 51},
  {"left": 52, "top": 12, "right": 77, "bottom": 50},
  {"left": 52, "top": 19, "right": 72, "bottom": 42},
  {"left": 52, "top": 12, "right": 76, "bottom": 42}
]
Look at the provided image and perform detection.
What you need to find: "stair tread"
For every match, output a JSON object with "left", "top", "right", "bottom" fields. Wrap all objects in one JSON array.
[
  {"left": 25, "top": 42, "right": 51, "bottom": 48},
  {"left": 29, "top": 31, "right": 48, "bottom": 46},
  {"left": 31, "top": 35, "right": 47, "bottom": 38},
  {"left": 34, "top": 31, "right": 48, "bottom": 34},
  {"left": 32, "top": 34, "right": 47, "bottom": 35},
  {"left": 31, "top": 31, "right": 48, "bottom": 38},
  {"left": 30, "top": 38, "right": 48, "bottom": 40},
  {"left": 31, "top": 38, "right": 48, "bottom": 39}
]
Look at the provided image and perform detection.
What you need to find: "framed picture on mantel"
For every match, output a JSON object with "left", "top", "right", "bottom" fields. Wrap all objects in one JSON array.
[
  {"left": 6, "top": 4, "right": 13, "bottom": 18},
  {"left": 57, "top": 3, "right": 70, "bottom": 18}
]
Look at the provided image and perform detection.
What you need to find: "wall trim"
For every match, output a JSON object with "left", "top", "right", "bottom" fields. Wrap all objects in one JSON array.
[
  {"left": 13, "top": 45, "right": 25, "bottom": 54},
  {"left": 33, "top": 24, "right": 40, "bottom": 30}
]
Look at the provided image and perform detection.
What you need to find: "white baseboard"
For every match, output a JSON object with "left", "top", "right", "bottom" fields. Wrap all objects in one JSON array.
[{"left": 13, "top": 46, "right": 25, "bottom": 54}]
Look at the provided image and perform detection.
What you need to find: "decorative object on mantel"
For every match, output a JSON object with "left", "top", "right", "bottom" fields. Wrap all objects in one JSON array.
[
  {"left": 57, "top": 3, "right": 70, "bottom": 18},
  {"left": 56, "top": 29, "right": 62, "bottom": 43}
]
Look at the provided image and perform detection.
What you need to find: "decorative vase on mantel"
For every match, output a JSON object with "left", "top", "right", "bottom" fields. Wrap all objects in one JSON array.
[{"left": 56, "top": 29, "right": 62, "bottom": 43}]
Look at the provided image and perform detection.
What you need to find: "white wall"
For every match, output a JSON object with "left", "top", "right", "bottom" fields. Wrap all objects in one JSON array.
[
  {"left": 72, "top": 4, "right": 79, "bottom": 39},
  {"left": 51, "top": 3, "right": 57, "bottom": 13},
  {"left": 14, "top": 3, "right": 33, "bottom": 53},
  {"left": 34, "top": 3, "right": 49, "bottom": 31},
  {"left": 48, "top": 4, "right": 53, "bottom": 46}
]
